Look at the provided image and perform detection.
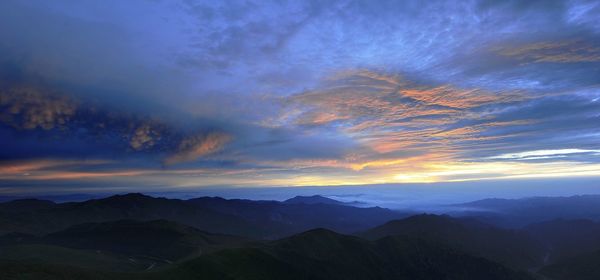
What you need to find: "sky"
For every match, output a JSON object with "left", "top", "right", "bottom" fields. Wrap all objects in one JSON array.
[{"left": 1, "top": 0, "right": 600, "bottom": 197}]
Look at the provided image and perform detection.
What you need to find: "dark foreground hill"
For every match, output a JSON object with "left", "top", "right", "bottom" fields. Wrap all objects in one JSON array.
[
  {"left": 540, "top": 249, "right": 600, "bottom": 280},
  {"left": 43, "top": 219, "right": 247, "bottom": 261},
  {"left": 0, "top": 193, "right": 407, "bottom": 239},
  {"left": 0, "top": 228, "right": 534, "bottom": 280},
  {"left": 524, "top": 218, "right": 600, "bottom": 263},
  {"left": 359, "top": 214, "right": 543, "bottom": 270},
  {"left": 0, "top": 219, "right": 247, "bottom": 271}
]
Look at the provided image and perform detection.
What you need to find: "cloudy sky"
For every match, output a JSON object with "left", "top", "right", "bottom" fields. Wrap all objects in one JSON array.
[{"left": 1, "top": 0, "right": 600, "bottom": 195}]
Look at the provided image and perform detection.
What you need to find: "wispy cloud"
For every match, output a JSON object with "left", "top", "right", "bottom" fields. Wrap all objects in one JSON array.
[
  {"left": 495, "top": 40, "right": 600, "bottom": 63},
  {"left": 164, "top": 132, "right": 232, "bottom": 165},
  {"left": 490, "top": 149, "right": 600, "bottom": 160}
]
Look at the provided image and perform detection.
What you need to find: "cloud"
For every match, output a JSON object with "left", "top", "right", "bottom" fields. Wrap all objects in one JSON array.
[
  {"left": 489, "top": 149, "right": 600, "bottom": 160},
  {"left": 2, "top": 0, "right": 600, "bottom": 190},
  {"left": 129, "top": 123, "right": 161, "bottom": 150},
  {"left": 495, "top": 40, "right": 600, "bottom": 63},
  {"left": 164, "top": 132, "right": 232, "bottom": 165},
  {"left": 283, "top": 70, "right": 528, "bottom": 155},
  {"left": 0, "top": 83, "right": 233, "bottom": 164},
  {"left": 0, "top": 86, "right": 77, "bottom": 130},
  {"left": 288, "top": 70, "right": 524, "bottom": 126}
]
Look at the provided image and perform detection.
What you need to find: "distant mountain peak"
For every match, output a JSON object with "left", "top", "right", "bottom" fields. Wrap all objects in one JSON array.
[
  {"left": 101, "top": 193, "right": 155, "bottom": 202},
  {"left": 284, "top": 195, "right": 344, "bottom": 205},
  {"left": 113, "top": 192, "right": 150, "bottom": 198},
  {"left": 298, "top": 227, "right": 340, "bottom": 236}
]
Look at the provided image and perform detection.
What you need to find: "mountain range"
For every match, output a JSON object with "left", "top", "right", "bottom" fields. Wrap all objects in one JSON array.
[
  {"left": 3, "top": 193, "right": 600, "bottom": 279},
  {"left": 452, "top": 195, "right": 600, "bottom": 228},
  {"left": 0, "top": 193, "right": 407, "bottom": 239}
]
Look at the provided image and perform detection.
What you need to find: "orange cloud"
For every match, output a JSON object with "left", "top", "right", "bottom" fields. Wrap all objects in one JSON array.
[
  {"left": 399, "top": 86, "right": 522, "bottom": 109},
  {"left": 0, "top": 86, "right": 77, "bottom": 130},
  {"left": 0, "top": 159, "right": 112, "bottom": 175},
  {"left": 0, "top": 159, "right": 134, "bottom": 181},
  {"left": 129, "top": 123, "right": 162, "bottom": 150},
  {"left": 288, "top": 70, "right": 523, "bottom": 131},
  {"left": 283, "top": 70, "right": 531, "bottom": 157},
  {"left": 164, "top": 132, "right": 232, "bottom": 165}
]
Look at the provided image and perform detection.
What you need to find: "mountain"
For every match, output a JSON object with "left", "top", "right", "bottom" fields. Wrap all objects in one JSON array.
[
  {"left": 0, "top": 232, "right": 36, "bottom": 246},
  {"left": 524, "top": 219, "right": 600, "bottom": 263},
  {"left": 170, "top": 229, "right": 531, "bottom": 280},
  {"left": 0, "top": 228, "right": 532, "bottom": 280},
  {"left": 359, "top": 214, "right": 543, "bottom": 270},
  {"left": 0, "top": 219, "right": 247, "bottom": 272},
  {"left": 453, "top": 195, "right": 600, "bottom": 228},
  {"left": 0, "top": 193, "right": 408, "bottom": 239},
  {"left": 0, "top": 193, "right": 263, "bottom": 238},
  {"left": 540, "top": 250, "right": 600, "bottom": 280},
  {"left": 186, "top": 196, "right": 408, "bottom": 238},
  {"left": 0, "top": 244, "right": 151, "bottom": 272},
  {"left": 284, "top": 195, "right": 345, "bottom": 205},
  {"left": 0, "top": 199, "right": 56, "bottom": 212},
  {"left": 0, "top": 260, "right": 117, "bottom": 280},
  {"left": 132, "top": 228, "right": 536, "bottom": 279},
  {"left": 42, "top": 219, "right": 247, "bottom": 261}
]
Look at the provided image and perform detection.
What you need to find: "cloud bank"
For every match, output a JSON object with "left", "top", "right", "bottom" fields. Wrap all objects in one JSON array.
[{"left": 1, "top": 0, "right": 600, "bottom": 192}]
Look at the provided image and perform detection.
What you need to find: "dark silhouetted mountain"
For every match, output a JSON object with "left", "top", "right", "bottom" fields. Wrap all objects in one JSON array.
[
  {"left": 454, "top": 195, "right": 600, "bottom": 228},
  {"left": 0, "top": 193, "right": 263, "bottom": 238},
  {"left": 0, "top": 260, "right": 117, "bottom": 280},
  {"left": 0, "top": 219, "right": 247, "bottom": 272},
  {"left": 0, "top": 222, "right": 536, "bottom": 280},
  {"left": 0, "top": 232, "right": 36, "bottom": 246},
  {"left": 524, "top": 218, "right": 600, "bottom": 263},
  {"left": 284, "top": 195, "right": 345, "bottom": 205},
  {"left": 359, "top": 214, "right": 543, "bottom": 269},
  {"left": 0, "top": 229, "right": 533, "bottom": 280},
  {"left": 43, "top": 219, "right": 247, "bottom": 261},
  {"left": 540, "top": 249, "right": 600, "bottom": 280},
  {"left": 186, "top": 196, "right": 408, "bottom": 238},
  {"left": 0, "top": 193, "right": 408, "bottom": 239},
  {"left": 152, "top": 228, "right": 534, "bottom": 280},
  {"left": 0, "top": 244, "right": 152, "bottom": 272}
]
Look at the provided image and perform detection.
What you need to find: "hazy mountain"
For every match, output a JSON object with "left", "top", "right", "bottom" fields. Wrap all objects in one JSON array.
[
  {"left": 284, "top": 195, "right": 346, "bottom": 205},
  {"left": 360, "top": 214, "right": 543, "bottom": 269},
  {"left": 0, "top": 193, "right": 408, "bottom": 239},
  {"left": 186, "top": 196, "right": 408, "bottom": 238},
  {"left": 453, "top": 195, "right": 600, "bottom": 228}
]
